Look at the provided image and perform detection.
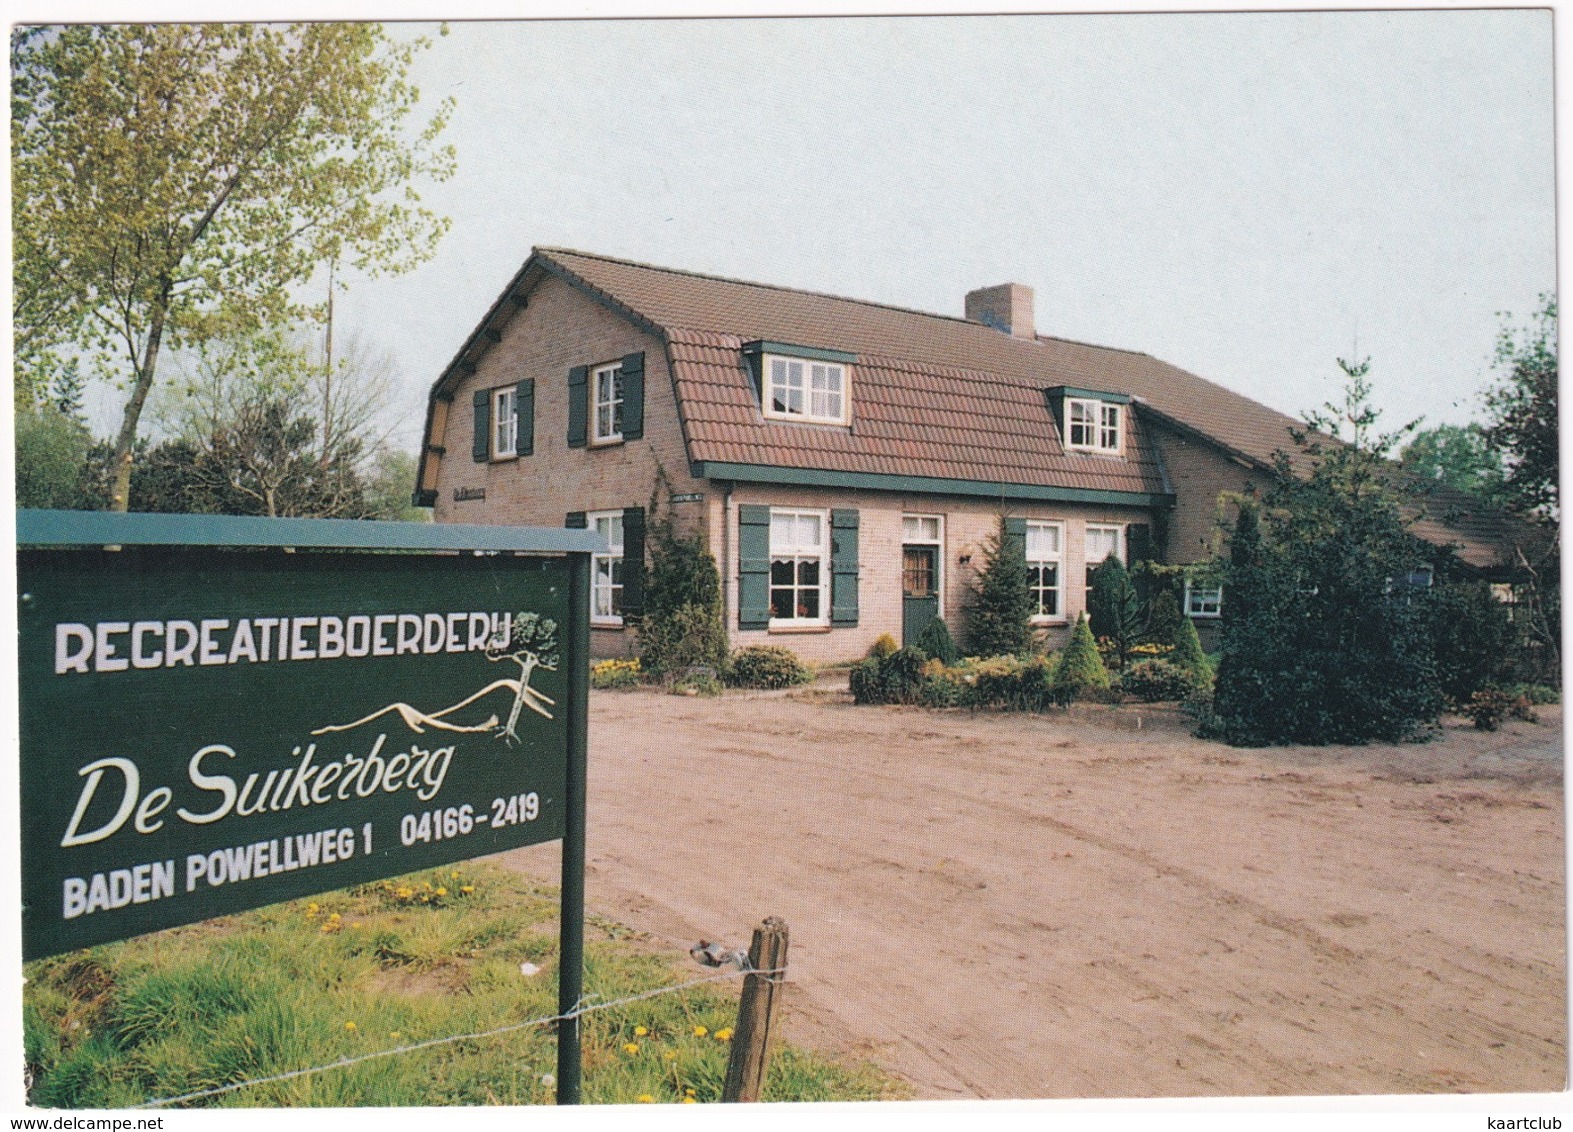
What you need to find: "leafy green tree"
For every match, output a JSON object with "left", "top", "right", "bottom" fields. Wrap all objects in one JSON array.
[
  {"left": 1482, "top": 296, "right": 1557, "bottom": 522},
  {"left": 1399, "top": 423, "right": 1504, "bottom": 503},
  {"left": 1087, "top": 555, "right": 1142, "bottom": 668},
  {"left": 1207, "top": 361, "right": 1442, "bottom": 745},
  {"left": 966, "top": 516, "right": 1034, "bottom": 657},
  {"left": 1422, "top": 580, "right": 1515, "bottom": 705},
  {"left": 11, "top": 23, "right": 454, "bottom": 509},
  {"left": 15, "top": 406, "right": 91, "bottom": 509}
]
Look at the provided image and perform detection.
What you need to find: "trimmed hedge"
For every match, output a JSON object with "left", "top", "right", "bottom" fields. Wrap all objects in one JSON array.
[{"left": 726, "top": 646, "right": 813, "bottom": 689}]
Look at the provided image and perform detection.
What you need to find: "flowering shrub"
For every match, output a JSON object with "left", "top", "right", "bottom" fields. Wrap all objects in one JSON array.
[{"left": 590, "top": 657, "right": 642, "bottom": 689}]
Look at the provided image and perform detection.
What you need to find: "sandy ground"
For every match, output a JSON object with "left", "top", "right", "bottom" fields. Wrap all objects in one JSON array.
[{"left": 500, "top": 687, "right": 1566, "bottom": 1100}]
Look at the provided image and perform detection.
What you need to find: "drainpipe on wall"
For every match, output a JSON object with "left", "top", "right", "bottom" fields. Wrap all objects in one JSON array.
[{"left": 721, "top": 483, "right": 735, "bottom": 637}]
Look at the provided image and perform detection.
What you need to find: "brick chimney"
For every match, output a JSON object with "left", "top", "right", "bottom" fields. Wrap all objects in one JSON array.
[{"left": 965, "top": 283, "right": 1036, "bottom": 339}]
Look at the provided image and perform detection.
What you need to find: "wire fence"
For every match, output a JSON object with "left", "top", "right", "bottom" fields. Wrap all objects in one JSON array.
[{"left": 134, "top": 964, "right": 785, "bottom": 1110}]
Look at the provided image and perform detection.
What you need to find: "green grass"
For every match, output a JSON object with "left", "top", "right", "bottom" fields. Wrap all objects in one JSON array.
[{"left": 22, "top": 863, "right": 898, "bottom": 1108}]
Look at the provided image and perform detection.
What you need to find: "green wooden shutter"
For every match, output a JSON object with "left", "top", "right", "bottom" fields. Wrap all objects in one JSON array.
[
  {"left": 472, "top": 390, "right": 490, "bottom": 461},
  {"left": 1126, "top": 522, "right": 1154, "bottom": 605},
  {"left": 619, "top": 352, "right": 645, "bottom": 441},
  {"left": 830, "top": 508, "right": 860, "bottom": 626},
  {"left": 1003, "top": 517, "right": 1027, "bottom": 561},
  {"left": 516, "top": 379, "right": 535, "bottom": 457},
  {"left": 621, "top": 506, "right": 646, "bottom": 619},
  {"left": 738, "top": 505, "right": 772, "bottom": 629},
  {"left": 565, "top": 511, "right": 587, "bottom": 529},
  {"left": 566, "top": 365, "right": 589, "bottom": 448},
  {"left": 1126, "top": 523, "right": 1153, "bottom": 567}
]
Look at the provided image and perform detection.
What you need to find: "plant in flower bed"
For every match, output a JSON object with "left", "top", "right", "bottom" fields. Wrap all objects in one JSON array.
[
  {"left": 22, "top": 864, "right": 893, "bottom": 1108},
  {"left": 1464, "top": 687, "right": 1536, "bottom": 731},
  {"left": 590, "top": 657, "right": 642, "bottom": 689},
  {"left": 1118, "top": 658, "right": 1199, "bottom": 703},
  {"left": 725, "top": 645, "right": 812, "bottom": 689}
]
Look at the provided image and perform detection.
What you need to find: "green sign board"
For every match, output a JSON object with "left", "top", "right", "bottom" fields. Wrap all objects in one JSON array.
[{"left": 17, "top": 512, "right": 597, "bottom": 964}]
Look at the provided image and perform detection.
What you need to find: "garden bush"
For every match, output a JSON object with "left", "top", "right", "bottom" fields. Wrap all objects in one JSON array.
[
  {"left": 1119, "top": 658, "right": 1197, "bottom": 702},
  {"left": 1169, "top": 615, "right": 1213, "bottom": 683},
  {"left": 1144, "top": 587, "right": 1185, "bottom": 647},
  {"left": 868, "top": 633, "right": 899, "bottom": 659},
  {"left": 914, "top": 618, "right": 960, "bottom": 666},
  {"left": 1464, "top": 688, "right": 1534, "bottom": 731},
  {"left": 1087, "top": 556, "right": 1142, "bottom": 668},
  {"left": 725, "top": 646, "right": 813, "bottom": 690},
  {"left": 590, "top": 657, "right": 641, "bottom": 689},
  {"left": 1052, "top": 614, "right": 1111, "bottom": 700},
  {"left": 1423, "top": 580, "right": 1516, "bottom": 706},
  {"left": 849, "top": 647, "right": 930, "bottom": 705}
]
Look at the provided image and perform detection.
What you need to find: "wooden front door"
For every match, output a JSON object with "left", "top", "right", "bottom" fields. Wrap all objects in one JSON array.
[{"left": 902, "top": 544, "right": 940, "bottom": 646}]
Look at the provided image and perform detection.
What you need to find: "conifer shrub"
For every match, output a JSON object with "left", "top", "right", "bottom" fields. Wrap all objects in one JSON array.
[
  {"left": 1169, "top": 614, "right": 1213, "bottom": 684},
  {"left": 966, "top": 516, "right": 1034, "bottom": 657},
  {"left": 1051, "top": 614, "right": 1112, "bottom": 700},
  {"left": 635, "top": 497, "right": 726, "bottom": 677},
  {"left": 914, "top": 617, "right": 960, "bottom": 666},
  {"left": 1144, "top": 587, "right": 1185, "bottom": 647},
  {"left": 1087, "top": 556, "right": 1142, "bottom": 669},
  {"left": 726, "top": 646, "right": 813, "bottom": 690}
]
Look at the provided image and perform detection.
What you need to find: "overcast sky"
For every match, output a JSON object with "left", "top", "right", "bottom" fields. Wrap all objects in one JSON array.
[{"left": 84, "top": 10, "right": 1556, "bottom": 453}]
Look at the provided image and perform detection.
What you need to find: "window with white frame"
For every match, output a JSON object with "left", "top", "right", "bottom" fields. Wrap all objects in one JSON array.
[
  {"left": 765, "top": 356, "right": 847, "bottom": 425},
  {"left": 1185, "top": 580, "right": 1223, "bottom": 618},
  {"left": 1066, "top": 398, "right": 1122, "bottom": 454},
  {"left": 1084, "top": 523, "right": 1125, "bottom": 599},
  {"left": 589, "top": 511, "right": 625, "bottom": 624},
  {"left": 769, "top": 509, "right": 828, "bottom": 625},
  {"left": 593, "top": 362, "right": 624, "bottom": 443},
  {"left": 492, "top": 387, "right": 518, "bottom": 458},
  {"left": 1025, "top": 520, "right": 1065, "bottom": 620}
]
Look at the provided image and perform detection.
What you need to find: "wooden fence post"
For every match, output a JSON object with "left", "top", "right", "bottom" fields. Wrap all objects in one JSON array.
[{"left": 722, "top": 917, "right": 789, "bottom": 1103}]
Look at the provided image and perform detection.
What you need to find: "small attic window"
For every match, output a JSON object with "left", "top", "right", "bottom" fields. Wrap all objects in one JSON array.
[
  {"left": 742, "top": 341, "right": 857, "bottom": 427},
  {"left": 1067, "top": 398, "right": 1121, "bottom": 454},
  {"left": 1045, "top": 386, "right": 1131, "bottom": 457}
]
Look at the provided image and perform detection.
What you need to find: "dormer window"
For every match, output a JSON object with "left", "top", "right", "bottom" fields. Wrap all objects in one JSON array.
[
  {"left": 767, "top": 357, "right": 846, "bottom": 424},
  {"left": 743, "top": 341, "right": 856, "bottom": 427},
  {"left": 1045, "top": 386, "right": 1131, "bottom": 457},
  {"left": 1066, "top": 397, "right": 1121, "bottom": 454}
]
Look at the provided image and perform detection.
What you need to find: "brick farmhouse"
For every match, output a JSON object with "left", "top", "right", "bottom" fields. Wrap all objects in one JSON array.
[{"left": 415, "top": 248, "right": 1518, "bottom": 662}]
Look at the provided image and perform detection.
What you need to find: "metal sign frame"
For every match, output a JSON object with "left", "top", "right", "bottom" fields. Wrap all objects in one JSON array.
[{"left": 15, "top": 510, "right": 597, "bottom": 1104}]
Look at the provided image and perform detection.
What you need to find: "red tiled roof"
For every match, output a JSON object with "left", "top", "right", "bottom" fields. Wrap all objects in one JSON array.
[{"left": 434, "top": 247, "right": 1522, "bottom": 570}]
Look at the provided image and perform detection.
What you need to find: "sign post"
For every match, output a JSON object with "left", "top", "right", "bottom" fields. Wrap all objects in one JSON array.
[{"left": 16, "top": 510, "right": 600, "bottom": 1104}]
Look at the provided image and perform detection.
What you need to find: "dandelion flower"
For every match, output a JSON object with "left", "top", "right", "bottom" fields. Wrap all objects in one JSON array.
[
  {"left": 306, "top": 902, "right": 319, "bottom": 916},
  {"left": 682, "top": 1097, "right": 697, "bottom": 1104},
  {"left": 714, "top": 1028, "right": 733, "bottom": 1041},
  {"left": 390, "top": 1031, "right": 401, "bottom": 1041},
  {"left": 623, "top": 1042, "right": 640, "bottom": 1055},
  {"left": 636, "top": 1095, "right": 654, "bottom": 1104},
  {"left": 450, "top": 871, "right": 459, "bottom": 879},
  {"left": 436, "top": 887, "right": 448, "bottom": 897},
  {"left": 685, "top": 1088, "right": 696, "bottom": 1096},
  {"left": 633, "top": 1025, "right": 648, "bottom": 1037},
  {"left": 692, "top": 1025, "right": 708, "bottom": 1037},
  {"left": 328, "top": 911, "right": 341, "bottom": 921},
  {"left": 461, "top": 885, "right": 475, "bottom": 894},
  {"left": 662, "top": 1051, "right": 677, "bottom": 1062},
  {"left": 344, "top": 1021, "right": 357, "bottom": 1032}
]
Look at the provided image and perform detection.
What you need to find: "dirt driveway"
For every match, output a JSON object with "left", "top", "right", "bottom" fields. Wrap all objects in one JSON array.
[{"left": 501, "top": 688, "right": 1566, "bottom": 1100}]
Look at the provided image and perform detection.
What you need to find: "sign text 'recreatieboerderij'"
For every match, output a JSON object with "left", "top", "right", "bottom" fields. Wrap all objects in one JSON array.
[{"left": 19, "top": 547, "right": 572, "bottom": 960}]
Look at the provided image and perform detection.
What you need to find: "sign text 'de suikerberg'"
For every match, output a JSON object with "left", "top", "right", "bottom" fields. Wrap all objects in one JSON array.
[{"left": 20, "top": 548, "right": 572, "bottom": 961}]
